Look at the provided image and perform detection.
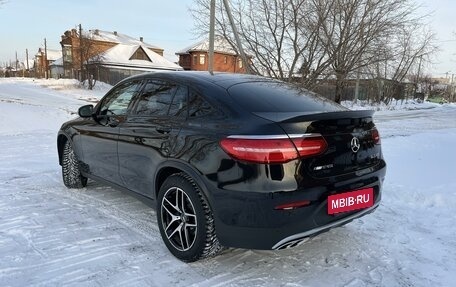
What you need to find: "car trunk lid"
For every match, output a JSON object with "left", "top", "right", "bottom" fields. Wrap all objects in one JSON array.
[{"left": 253, "top": 110, "right": 382, "bottom": 177}]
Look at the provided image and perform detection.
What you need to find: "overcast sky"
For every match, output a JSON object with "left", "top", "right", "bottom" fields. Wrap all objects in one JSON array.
[{"left": 0, "top": 0, "right": 455, "bottom": 77}]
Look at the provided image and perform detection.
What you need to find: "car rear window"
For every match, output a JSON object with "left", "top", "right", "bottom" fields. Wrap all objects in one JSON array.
[{"left": 227, "top": 81, "right": 346, "bottom": 113}]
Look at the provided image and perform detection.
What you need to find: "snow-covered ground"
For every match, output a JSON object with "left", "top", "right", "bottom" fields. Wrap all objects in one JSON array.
[{"left": 0, "top": 78, "right": 455, "bottom": 286}]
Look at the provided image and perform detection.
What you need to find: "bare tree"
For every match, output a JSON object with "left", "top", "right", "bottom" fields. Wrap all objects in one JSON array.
[
  {"left": 191, "top": 0, "right": 333, "bottom": 88},
  {"left": 78, "top": 30, "right": 105, "bottom": 90},
  {"left": 191, "top": 0, "right": 434, "bottom": 103},
  {"left": 362, "top": 22, "right": 436, "bottom": 103},
  {"left": 390, "top": 27, "right": 435, "bottom": 102},
  {"left": 312, "top": 0, "right": 425, "bottom": 103}
]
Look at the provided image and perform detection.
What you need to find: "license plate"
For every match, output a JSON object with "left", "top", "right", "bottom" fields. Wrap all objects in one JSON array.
[{"left": 327, "top": 188, "right": 374, "bottom": 215}]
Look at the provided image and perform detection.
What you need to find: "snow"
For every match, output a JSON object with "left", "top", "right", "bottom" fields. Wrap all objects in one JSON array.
[
  {"left": 50, "top": 57, "right": 63, "bottom": 67},
  {"left": 84, "top": 29, "right": 162, "bottom": 51},
  {"left": 35, "top": 48, "right": 62, "bottom": 61},
  {"left": 341, "top": 99, "right": 440, "bottom": 111},
  {"left": 176, "top": 35, "right": 238, "bottom": 56},
  {"left": 0, "top": 77, "right": 455, "bottom": 286},
  {"left": 93, "top": 44, "right": 183, "bottom": 70}
]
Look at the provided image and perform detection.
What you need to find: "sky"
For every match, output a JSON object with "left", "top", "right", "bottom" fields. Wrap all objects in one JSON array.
[
  {"left": 0, "top": 0, "right": 195, "bottom": 64},
  {"left": 417, "top": 0, "right": 456, "bottom": 78},
  {"left": 0, "top": 0, "right": 455, "bottom": 77}
]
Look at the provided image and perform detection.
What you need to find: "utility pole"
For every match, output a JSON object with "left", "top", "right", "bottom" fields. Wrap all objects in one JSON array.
[
  {"left": 208, "top": 0, "right": 215, "bottom": 75},
  {"left": 452, "top": 74, "right": 455, "bottom": 102},
  {"left": 79, "top": 24, "right": 83, "bottom": 82},
  {"left": 26, "top": 49, "right": 29, "bottom": 74},
  {"left": 354, "top": 70, "right": 360, "bottom": 103},
  {"left": 416, "top": 55, "right": 423, "bottom": 92},
  {"left": 222, "top": 0, "right": 252, "bottom": 74},
  {"left": 44, "top": 38, "right": 48, "bottom": 79},
  {"left": 15, "top": 51, "right": 18, "bottom": 75},
  {"left": 384, "top": 60, "right": 387, "bottom": 79}
]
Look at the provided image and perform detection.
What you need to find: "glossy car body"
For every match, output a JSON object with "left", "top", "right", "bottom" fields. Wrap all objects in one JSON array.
[{"left": 58, "top": 71, "right": 386, "bottom": 253}]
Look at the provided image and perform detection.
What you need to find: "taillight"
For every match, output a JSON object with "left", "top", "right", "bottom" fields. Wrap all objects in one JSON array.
[
  {"left": 220, "top": 134, "right": 327, "bottom": 164},
  {"left": 291, "top": 137, "right": 327, "bottom": 157},
  {"left": 220, "top": 137, "right": 297, "bottom": 163},
  {"left": 371, "top": 128, "right": 381, "bottom": 144}
]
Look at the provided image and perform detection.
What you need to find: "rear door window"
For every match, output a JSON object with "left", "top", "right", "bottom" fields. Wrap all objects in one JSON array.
[
  {"left": 133, "top": 80, "right": 177, "bottom": 116},
  {"left": 168, "top": 85, "right": 189, "bottom": 118},
  {"left": 188, "top": 91, "right": 219, "bottom": 118}
]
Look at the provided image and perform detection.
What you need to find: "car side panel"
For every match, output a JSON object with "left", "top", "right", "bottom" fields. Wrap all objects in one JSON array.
[
  {"left": 118, "top": 116, "right": 180, "bottom": 197},
  {"left": 78, "top": 121, "right": 121, "bottom": 185}
]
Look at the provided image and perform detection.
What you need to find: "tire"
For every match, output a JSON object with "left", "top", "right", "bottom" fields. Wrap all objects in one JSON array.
[
  {"left": 62, "top": 140, "right": 87, "bottom": 188},
  {"left": 157, "top": 173, "right": 223, "bottom": 262}
]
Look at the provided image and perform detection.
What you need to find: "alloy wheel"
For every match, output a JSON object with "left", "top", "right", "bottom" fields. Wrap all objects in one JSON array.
[{"left": 160, "top": 187, "right": 198, "bottom": 251}]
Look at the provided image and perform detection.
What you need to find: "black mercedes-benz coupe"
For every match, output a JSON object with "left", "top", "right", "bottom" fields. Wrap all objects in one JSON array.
[{"left": 57, "top": 71, "right": 386, "bottom": 262}]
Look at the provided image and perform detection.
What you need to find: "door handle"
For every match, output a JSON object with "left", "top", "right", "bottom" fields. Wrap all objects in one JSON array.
[
  {"left": 134, "top": 137, "right": 145, "bottom": 144},
  {"left": 108, "top": 117, "right": 120, "bottom": 127},
  {"left": 156, "top": 127, "right": 171, "bottom": 134}
]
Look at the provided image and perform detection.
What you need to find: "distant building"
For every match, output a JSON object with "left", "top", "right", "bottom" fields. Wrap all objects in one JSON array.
[
  {"left": 19, "top": 58, "right": 34, "bottom": 72},
  {"left": 431, "top": 77, "right": 452, "bottom": 86},
  {"left": 59, "top": 29, "right": 180, "bottom": 84},
  {"left": 49, "top": 57, "right": 64, "bottom": 79},
  {"left": 87, "top": 43, "right": 182, "bottom": 85},
  {"left": 176, "top": 35, "right": 248, "bottom": 73},
  {"left": 35, "top": 48, "right": 61, "bottom": 78}
]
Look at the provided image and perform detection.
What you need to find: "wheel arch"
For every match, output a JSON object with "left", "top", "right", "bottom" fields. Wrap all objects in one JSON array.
[
  {"left": 154, "top": 161, "right": 214, "bottom": 208},
  {"left": 57, "top": 132, "right": 70, "bottom": 166}
]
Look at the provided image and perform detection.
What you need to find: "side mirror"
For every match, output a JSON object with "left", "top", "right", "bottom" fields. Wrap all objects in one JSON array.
[{"left": 78, "top": 105, "right": 94, "bottom": 118}]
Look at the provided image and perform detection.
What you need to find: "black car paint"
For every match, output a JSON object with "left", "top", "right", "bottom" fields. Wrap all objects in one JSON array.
[{"left": 58, "top": 71, "right": 386, "bottom": 250}]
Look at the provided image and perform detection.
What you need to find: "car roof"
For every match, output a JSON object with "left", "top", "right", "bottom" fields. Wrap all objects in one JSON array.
[
  {"left": 123, "top": 71, "right": 275, "bottom": 90},
  {"left": 116, "top": 71, "right": 345, "bottom": 117}
]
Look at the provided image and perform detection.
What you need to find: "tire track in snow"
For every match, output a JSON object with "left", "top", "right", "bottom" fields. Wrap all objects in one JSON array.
[{"left": 47, "top": 183, "right": 161, "bottom": 243}]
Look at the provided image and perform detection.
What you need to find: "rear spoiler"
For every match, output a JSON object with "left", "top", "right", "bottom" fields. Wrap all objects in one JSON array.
[{"left": 253, "top": 110, "right": 375, "bottom": 123}]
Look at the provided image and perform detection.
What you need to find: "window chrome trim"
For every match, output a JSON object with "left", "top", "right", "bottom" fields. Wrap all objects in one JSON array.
[{"left": 227, "top": 133, "right": 322, "bottom": 140}]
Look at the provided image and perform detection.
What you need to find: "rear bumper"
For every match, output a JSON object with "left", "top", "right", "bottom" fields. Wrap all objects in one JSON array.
[
  {"left": 272, "top": 202, "right": 379, "bottom": 249},
  {"left": 208, "top": 165, "right": 385, "bottom": 250}
]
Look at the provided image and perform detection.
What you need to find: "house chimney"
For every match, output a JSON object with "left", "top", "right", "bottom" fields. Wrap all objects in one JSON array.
[
  {"left": 114, "top": 31, "right": 118, "bottom": 36},
  {"left": 140, "top": 37, "right": 143, "bottom": 42}
]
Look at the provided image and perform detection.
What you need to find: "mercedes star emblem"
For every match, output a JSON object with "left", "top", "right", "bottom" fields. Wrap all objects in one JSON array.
[{"left": 351, "top": 137, "right": 360, "bottom": 153}]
